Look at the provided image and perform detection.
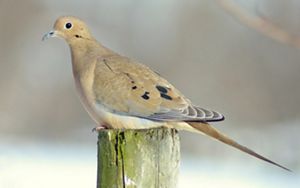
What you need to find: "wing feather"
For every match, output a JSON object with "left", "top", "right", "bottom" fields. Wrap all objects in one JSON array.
[{"left": 93, "top": 56, "right": 224, "bottom": 122}]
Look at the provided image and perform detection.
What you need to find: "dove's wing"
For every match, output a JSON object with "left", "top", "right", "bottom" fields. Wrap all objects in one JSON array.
[{"left": 92, "top": 55, "right": 224, "bottom": 122}]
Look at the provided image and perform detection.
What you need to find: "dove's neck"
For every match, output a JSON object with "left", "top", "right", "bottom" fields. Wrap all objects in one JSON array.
[{"left": 69, "top": 39, "right": 114, "bottom": 75}]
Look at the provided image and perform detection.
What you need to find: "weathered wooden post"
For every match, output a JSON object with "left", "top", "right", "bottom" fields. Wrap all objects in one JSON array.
[{"left": 97, "top": 127, "right": 180, "bottom": 188}]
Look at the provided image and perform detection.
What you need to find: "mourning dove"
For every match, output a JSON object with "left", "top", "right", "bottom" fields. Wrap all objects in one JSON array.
[{"left": 43, "top": 16, "right": 290, "bottom": 171}]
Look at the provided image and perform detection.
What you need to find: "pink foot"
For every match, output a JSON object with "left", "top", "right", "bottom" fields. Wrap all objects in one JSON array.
[{"left": 92, "top": 125, "right": 109, "bottom": 132}]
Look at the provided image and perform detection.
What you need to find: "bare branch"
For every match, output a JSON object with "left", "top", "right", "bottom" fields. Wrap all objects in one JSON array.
[{"left": 217, "top": 0, "right": 300, "bottom": 48}]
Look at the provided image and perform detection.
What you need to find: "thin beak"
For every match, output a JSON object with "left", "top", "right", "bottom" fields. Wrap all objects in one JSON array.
[{"left": 42, "top": 30, "right": 56, "bottom": 41}]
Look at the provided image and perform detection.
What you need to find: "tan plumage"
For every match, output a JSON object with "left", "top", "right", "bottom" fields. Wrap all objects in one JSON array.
[{"left": 43, "top": 16, "right": 290, "bottom": 171}]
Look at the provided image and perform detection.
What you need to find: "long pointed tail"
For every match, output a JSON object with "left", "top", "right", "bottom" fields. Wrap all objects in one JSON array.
[{"left": 188, "top": 122, "right": 291, "bottom": 171}]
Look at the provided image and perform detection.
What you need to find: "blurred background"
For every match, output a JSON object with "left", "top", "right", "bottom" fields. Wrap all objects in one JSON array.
[{"left": 0, "top": 0, "right": 299, "bottom": 187}]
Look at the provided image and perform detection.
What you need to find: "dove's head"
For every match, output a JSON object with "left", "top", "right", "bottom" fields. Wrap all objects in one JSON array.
[{"left": 43, "top": 16, "right": 93, "bottom": 43}]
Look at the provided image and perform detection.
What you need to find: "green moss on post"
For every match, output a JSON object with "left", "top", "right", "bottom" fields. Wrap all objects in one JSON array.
[{"left": 97, "top": 127, "right": 180, "bottom": 188}]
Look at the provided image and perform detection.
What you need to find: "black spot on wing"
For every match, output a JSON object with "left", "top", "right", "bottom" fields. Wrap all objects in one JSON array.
[
  {"left": 160, "top": 93, "right": 172, "bottom": 100},
  {"left": 141, "top": 91, "right": 150, "bottom": 100},
  {"left": 156, "top": 85, "right": 172, "bottom": 100},
  {"left": 156, "top": 85, "right": 168, "bottom": 93},
  {"left": 132, "top": 86, "right": 137, "bottom": 90}
]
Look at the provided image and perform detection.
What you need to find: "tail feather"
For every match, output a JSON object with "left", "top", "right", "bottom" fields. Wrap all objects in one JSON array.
[{"left": 188, "top": 122, "right": 291, "bottom": 172}]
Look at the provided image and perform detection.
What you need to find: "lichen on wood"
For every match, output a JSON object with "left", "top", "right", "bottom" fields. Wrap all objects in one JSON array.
[{"left": 97, "top": 127, "right": 180, "bottom": 188}]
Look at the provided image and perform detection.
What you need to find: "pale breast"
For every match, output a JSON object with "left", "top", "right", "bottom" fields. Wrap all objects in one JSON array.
[{"left": 73, "top": 61, "right": 104, "bottom": 125}]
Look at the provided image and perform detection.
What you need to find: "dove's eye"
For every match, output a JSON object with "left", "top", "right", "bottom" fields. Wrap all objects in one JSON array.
[{"left": 65, "top": 22, "right": 72, "bottom": 29}]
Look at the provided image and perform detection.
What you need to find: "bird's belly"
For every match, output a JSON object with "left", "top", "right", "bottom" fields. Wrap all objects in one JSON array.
[{"left": 95, "top": 103, "right": 167, "bottom": 129}]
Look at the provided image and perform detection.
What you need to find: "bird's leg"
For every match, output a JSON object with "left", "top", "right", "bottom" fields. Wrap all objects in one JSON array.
[{"left": 92, "top": 124, "right": 109, "bottom": 132}]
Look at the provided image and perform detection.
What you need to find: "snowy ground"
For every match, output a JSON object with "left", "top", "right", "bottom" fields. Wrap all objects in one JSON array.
[{"left": 0, "top": 143, "right": 299, "bottom": 188}]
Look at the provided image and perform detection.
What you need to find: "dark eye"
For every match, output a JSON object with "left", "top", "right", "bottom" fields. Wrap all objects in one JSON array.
[{"left": 65, "top": 22, "right": 72, "bottom": 29}]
